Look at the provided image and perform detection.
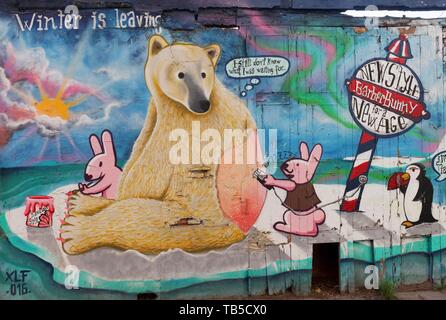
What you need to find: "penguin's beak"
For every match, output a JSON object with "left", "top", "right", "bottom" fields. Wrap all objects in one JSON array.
[{"left": 387, "top": 172, "right": 410, "bottom": 190}]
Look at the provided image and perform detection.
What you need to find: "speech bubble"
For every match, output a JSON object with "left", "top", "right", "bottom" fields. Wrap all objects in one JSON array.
[
  {"left": 226, "top": 56, "right": 290, "bottom": 79},
  {"left": 432, "top": 151, "right": 446, "bottom": 182}
]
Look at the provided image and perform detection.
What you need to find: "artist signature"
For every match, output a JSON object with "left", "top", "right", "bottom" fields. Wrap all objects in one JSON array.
[{"left": 4, "top": 269, "right": 31, "bottom": 296}]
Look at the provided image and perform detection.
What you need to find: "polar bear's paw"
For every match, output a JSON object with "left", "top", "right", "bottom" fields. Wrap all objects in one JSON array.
[
  {"left": 59, "top": 214, "right": 102, "bottom": 255},
  {"left": 67, "top": 192, "right": 114, "bottom": 216}
]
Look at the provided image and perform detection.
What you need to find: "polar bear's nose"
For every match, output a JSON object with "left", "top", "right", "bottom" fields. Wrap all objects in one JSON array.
[
  {"left": 191, "top": 100, "right": 210, "bottom": 113},
  {"left": 199, "top": 100, "right": 210, "bottom": 111}
]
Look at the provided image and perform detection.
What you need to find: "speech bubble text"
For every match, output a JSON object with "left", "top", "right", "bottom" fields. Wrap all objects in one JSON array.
[
  {"left": 226, "top": 56, "right": 289, "bottom": 97},
  {"left": 432, "top": 151, "right": 446, "bottom": 182},
  {"left": 226, "top": 56, "right": 290, "bottom": 79}
]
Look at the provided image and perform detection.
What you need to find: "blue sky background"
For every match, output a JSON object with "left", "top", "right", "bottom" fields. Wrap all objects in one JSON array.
[{"left": 0, "top": 10, "right": 444, "bottom": 168}]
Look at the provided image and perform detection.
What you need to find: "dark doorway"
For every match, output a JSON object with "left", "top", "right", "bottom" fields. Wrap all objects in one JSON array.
[
  {"left": 312, "top": 243, "right": 340, "bottom": 293},
  {"left": 137, "top": 292, "right": 158, "bottom": 300}
]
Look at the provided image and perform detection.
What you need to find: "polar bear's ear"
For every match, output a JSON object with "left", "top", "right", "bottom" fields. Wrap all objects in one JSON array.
[
  {"left": 148, "top": 35, "right": 169, "bottom": 58},
  {"left": 204, "top": 44, "right": 221, "bottom": 66}
]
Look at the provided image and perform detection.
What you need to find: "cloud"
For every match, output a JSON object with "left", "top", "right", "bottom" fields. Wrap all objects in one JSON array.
[
  {"left": 0, "top": 65, "right": 35, "bottom": 145},
  {"left": 35, "top": 115, "right": 65, "bottom": 136},
  {"left": 5, "top": 45, "right": 49, "bottom": 82},
  {"left": 0, "top": 67, "right": 10, "bottom": 92},
  {"left": 73, "top": 100, "right": 126, "bottom": 127},
  {"left": 75, "top": 114, "right": 94, "bottom": 126},
  {"left": 94, "top": 67, "right": 131, "bottom": 82},
  {"left": 102, "top": 101, "right": 123, "bottom": 121},
  {"left": 0, "top": 113, "right": 32, "bottom": 130},
  {"left": 0, "top": 41, "right": 110, "bottom": 146}
]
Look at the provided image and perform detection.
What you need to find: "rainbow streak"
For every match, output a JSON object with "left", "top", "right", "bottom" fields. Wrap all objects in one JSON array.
[
  {"left": 238, "top": 18, "right": 313, "bottom": 68},
  {"left": 241, "top": 31, "right": 312, "bottom": 67},
  {"left": 409, "top": 127, "right": 439, "bottom": 143},
  {"left": 240, "top": 20, "right": 356, "bottom": 129},
  {"left": 286, "top": 35, "right": 356, "bottom": 129}
]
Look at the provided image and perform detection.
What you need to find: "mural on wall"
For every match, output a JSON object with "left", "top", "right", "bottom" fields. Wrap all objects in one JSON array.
[{"left": 0, "top": 5, "right": 445, "bottom": 299}]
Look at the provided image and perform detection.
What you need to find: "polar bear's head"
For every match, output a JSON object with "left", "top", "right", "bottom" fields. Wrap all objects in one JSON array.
[{"left": 145, "top": 35, "right": 221, "bottom": 114}]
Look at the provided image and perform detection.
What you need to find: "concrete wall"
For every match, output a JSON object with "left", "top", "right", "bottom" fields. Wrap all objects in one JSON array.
[{"left": 0, "top": 2, "right": 445, "bottom": 299}]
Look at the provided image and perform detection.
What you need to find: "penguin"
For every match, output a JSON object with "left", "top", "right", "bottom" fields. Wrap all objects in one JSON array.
[{"left": 388, "top": 163, "right": 437, "bottom": 228}]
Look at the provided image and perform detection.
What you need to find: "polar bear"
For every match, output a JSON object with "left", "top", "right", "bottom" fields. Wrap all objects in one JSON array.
[{"left": 59, "top": 35, "right": 266, "bottom": 255}]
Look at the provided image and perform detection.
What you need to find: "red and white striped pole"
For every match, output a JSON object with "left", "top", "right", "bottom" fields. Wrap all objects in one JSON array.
[
  {"left": 340, "top": 34, "right": 412, "bottom": 212},
  {"left": 340, "top": 131, "right": 377, "bottom": 211}
]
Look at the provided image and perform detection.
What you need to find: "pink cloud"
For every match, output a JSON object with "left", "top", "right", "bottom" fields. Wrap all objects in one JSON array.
[
  {"left": 3, "top": 42, "right": 106, "bottom": 102},
  {"left": 0, "top": 42, "right": 106, "bottom": 147}
]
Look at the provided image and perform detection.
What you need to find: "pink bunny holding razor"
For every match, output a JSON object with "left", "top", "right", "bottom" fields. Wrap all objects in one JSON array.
[
  {"left": 257, "top": 141, "right": 325, "bottom": 237},
  {"left": 78, "top": 130, "right": 122, "bottom": 199}
]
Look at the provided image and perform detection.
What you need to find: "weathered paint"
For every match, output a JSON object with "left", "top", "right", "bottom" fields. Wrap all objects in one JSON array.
[{"left": 0, "top": 3, "right": 445, "bottom": 299}]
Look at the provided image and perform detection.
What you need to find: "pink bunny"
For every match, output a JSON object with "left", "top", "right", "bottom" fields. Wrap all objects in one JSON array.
[
  {"left": 258, "top": 142, "right": 325, "bottom": 237},
  {"left": 78, "top": 130, "right": 122, "bottom": 199}
]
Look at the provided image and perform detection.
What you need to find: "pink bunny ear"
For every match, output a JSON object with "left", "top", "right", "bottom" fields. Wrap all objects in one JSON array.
[
  {"left": 89, "top": 134, "right": 102, "bottom": 155},
  {"left": 101, "top": 130, "right": 116, "bottom": 161},
  {"left": 300, "top": 142, "right": 309, "bottom": 161},
  {"left": 310, "top": 144, "right": 323, "bottom": 162},
  {"left": 306, "top": 144, "right": 323, "bottom": 180}
]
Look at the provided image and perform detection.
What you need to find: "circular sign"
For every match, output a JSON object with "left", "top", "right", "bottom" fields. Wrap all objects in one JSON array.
[{"left": 346, "top": 58, "right": 430, "bottom": 138}]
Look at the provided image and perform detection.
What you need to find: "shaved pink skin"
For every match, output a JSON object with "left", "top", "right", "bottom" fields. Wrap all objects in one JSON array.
[{"left": 216, "top": 130, "right": 267, "bottom": 233}]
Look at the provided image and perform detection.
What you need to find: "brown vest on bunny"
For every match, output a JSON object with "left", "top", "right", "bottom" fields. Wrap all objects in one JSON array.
[{"left": 284, "top": 182, "right": 321, "bottom": 212}]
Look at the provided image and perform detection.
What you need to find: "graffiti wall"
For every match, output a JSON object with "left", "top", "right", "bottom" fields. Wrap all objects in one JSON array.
[{"left": 0, "top": 3, "right": 446, "bottom": 299}]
